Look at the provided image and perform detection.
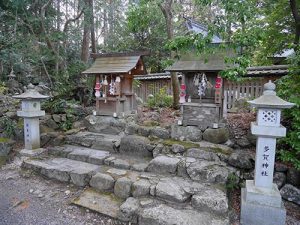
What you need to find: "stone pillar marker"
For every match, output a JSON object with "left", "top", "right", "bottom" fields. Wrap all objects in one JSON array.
[
  {"left": 241, "top": 81, "right": 295, "bottom": 225},
  {"left": 13, "top": 84, "right": 49, "bottom": 156}
]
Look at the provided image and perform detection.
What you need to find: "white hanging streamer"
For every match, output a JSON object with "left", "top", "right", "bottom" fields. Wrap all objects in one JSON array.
[
  {"left": 109, "top": 76, "right": 116, "bottom": 95},
  {"left": 198, "top": 73, "right": 207, "bottom": 97}
]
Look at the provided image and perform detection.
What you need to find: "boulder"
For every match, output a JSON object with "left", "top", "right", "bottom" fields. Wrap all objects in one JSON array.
[
  {"left": 125, "top": 124, "right": 138, "bottom": 135},
  {"left": 110, "top": 159, "right": 130, "bottom": 170},
  {"left": 150, "top": 128, "right": 170, "bottom": 139},
  {"left": 280, "top": 184, "right": 300, "bottom": 205},
  {"left": 235, "top": 137, "right": 252, "bottom": 148},
  {"left": 119, "top": 135, "right": 153, "bottom": 157},
  {"left": 131, "top": 163, "right": 148, "bottom": 172},
  {"left": 273, "top": 172, "right": 286, "bottom": 189},
  {"left": 171, "top": 125, "right": 202, "bottom": 142},
  {"left": 155, "top": 178, "right": 191, "bottom": 203},
  {"left": 287, "top": 168, "right": 300, "bottom": 187},
  {"left": 147, "top": 156, "right": 180, "bottom": 174},
  {"left": 118, "top": 197, "right": 140, "bottom": 223},
  {"left": 90, "top": 173, "right": 115, "bottom": 191},
  {"left": 191, "top": 188, "right": 228, "bottom": 215},
  {"left": 114, "top": 177, "right": 132, "bottom": 199},
  {"left": 228, "top": 150, "right": 254, "bottom": 169},
  {"left": 132, "top": 179, "right": 151, "bottom": 197},
  {"left": 138, "top": 126, "right": 151, "bottom": 137},
  {"left": 203, "top": 128, "right": 229, "bottom": 144}
]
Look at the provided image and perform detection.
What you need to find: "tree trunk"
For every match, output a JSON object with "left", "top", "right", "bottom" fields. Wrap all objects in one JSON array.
[
  {"left": 290, "top": 0, "right": 300, "bottom": 50},
  {"left": 81, "top": 0, "right": 91, "bottom": 63},
  {"left": 159, "top": 0, "right": 180, "bottom": 110},
  {"left": 90, "top": 0, "right": 97, "bottom": 54}
]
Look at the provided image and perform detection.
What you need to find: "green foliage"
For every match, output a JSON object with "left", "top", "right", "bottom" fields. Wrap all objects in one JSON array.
[
  {"left": 226, "top": 172, "right": 240, "bottom": 191},
  {"left": 277, "top": 54, "right": 300, "bottom": 170},
  {"left": 0, "top": 82, "right": 7, "bottom": 94},
  {"left": 0, "top": 116, "right": 17, "bottom": 137},
  {"left": 42, "top": 99, "right": 77, "bottom": 131},
  {"left": 147, "top": 88, "right": 173, "bottom": 108}
]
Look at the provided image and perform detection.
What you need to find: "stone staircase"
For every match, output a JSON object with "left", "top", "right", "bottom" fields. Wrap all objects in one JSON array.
[{"left": 22, "top": 130, "right": 236, "bottom": 225}]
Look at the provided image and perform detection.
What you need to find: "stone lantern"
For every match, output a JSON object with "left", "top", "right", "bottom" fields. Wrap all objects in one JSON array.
[
  {"left": 13, "top": 84, "right": 49, "bottom": 154},
  {"left": 241, "top": 81, "right": 295, "bottom": 225}
]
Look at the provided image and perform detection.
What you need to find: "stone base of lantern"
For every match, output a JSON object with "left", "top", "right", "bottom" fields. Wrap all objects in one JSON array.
[{"left": 241, "top": 181, "right": 286, "bottom": 225}]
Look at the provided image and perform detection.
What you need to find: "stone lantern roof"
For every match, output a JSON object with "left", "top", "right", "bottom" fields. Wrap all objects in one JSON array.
[
  {"left": 13, "top": 83, "right": 49, "bottom": 100},
  {"left": 248, "top": 80, "right": 295, "bottom": 109}
]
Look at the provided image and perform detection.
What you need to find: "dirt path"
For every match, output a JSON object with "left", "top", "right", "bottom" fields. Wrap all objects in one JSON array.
[{"left": 0, "top": 158, "right": 127, "bottom": 225}]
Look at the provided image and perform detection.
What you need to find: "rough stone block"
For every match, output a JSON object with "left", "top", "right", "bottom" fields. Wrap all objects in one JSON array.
[
  {"left": 118, "top": 197, "right": 140, "bottom": 223},
  {"left": 132, "top": 179, "right": 151, "bottom": 197},
  {"left": 185, "top": 148, "right": 219, "bottom": 161},
  {"left": 147, "top": 156, "right": 180, "bottom": 175},
  {"left": 155, "top": 178, "right": 190, "bottom": 203},
  {"left": 114, "top": 177, "right": 132, "bottom": 199},
  {"left": 131, "top": 163, "right": 148, "bottom": 172},
  {"left": 171, "top": 125, "right": 202, "bottom": 142},
  {"left": 90, "top": 173, "right": 115, "bottom": 191},
  {"left": 280, "top": 184, "right": 300, "bottom": 205},
  {"left": 119, "top": 135, "right": 152, "bottom": 157},
  {"left": 191, "top": 188, "right": 228, "bottom": 215}
]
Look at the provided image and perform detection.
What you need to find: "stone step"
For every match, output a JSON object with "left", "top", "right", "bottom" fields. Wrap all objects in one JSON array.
[
  {"left": 22, "top": 157, "right": 100, "bottom": 187},
  {"left": 48, "top": 144, "right": 236, "bottom": 185},
  {"left": 65, "top": 131, "right": 121, "bottom": 152},
  {"left": 48, "top": 145, "right": 151, "bottom": 171},
  {"left": 22, "top": 156, "right": 229, "bottom": 217},
  {"left": 73, "top": 188, "right": 229, "bottom": 225}
]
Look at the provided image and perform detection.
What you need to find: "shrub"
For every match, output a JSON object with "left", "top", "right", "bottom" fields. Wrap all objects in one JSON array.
[
  {"left": 0, "top": 116, "right": 17, "bottom": 137},
  {"left": 147, "top": 88, "right": 173, "bottom": 108},
  {"left": 276, "top": 54, "right": 300, "bottom": 170}
]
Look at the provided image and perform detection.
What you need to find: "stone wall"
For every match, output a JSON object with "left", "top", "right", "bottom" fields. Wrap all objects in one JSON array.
[{"left": 182, "top": 104, "right": 221, "bottom": 130}]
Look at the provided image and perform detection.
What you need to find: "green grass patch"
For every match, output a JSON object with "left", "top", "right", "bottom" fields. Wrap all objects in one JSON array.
[{"left": 162, "top": 139, "right": 200, "bottom": 149}]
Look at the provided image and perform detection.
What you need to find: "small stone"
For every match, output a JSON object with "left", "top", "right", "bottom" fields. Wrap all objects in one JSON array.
[
  {"left": 150, "top": 185, "right": 156, "bottom": 196},
  {"left": 104, "top": 157, "right": 116, "bottom": 166},
  {"left": 29, "top": 189, "right": 34, "bottom": 193},
  {"left": 140, "top": 199, "right": 154, "bottom": 207},
  {"left": 93, "top": 201, "right": 96, "bottom": 204},
  {"left": 114, "top": 177, "right": 132, "bottom": 199},
  {"left": 65, "top": 190, "right": 71, "bottom": 196},
  {"left": 38, "top": 193, "right": 44, "bottom": 198},
  {"left": 228, "top": 150, "right": 253, "bottom": 170},
  {"left": 171, "top": 144, "right": 185, "bottom": 154}
]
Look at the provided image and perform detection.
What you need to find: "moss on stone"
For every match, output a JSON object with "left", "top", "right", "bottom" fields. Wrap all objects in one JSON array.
[
  {"left": 0, "top": 156, "right": 7, "bottom": 166},
  {"left": 17, "top": 119, "right": 23, "bottom": 129},
  {"left": 0, "top": 137, "right": 10, "bottom": 143},
  {"left": 162, "top": 139, "right": 200, "bottom": 149},
  {"left": 142, "top": 120, "right": 160, "bottom": 127}
]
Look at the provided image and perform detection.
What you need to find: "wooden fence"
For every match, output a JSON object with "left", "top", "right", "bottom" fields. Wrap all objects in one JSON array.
[
  {"left": 223, "top": 79, "right": 265, "bottom": 117},
  {"left": 134, "top": 79, "right": 173, "bottom": 102}
]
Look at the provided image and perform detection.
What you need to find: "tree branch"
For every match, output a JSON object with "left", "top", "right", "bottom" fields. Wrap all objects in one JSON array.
[{"left": 63, "top": 9, "right": 84, "bottom": 33}]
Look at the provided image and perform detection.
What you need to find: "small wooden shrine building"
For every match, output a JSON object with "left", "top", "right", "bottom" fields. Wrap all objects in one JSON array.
[
  {"left": 82, "top": 52, "right": 147, "bottom": 117},
  {"left": 166, "top": 49, "right": 233, "bottom": 129}
]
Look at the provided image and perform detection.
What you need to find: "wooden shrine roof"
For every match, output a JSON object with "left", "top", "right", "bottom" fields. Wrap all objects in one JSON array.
[{"left": 82, "top": 54, "right": 146, "bottom": 75}]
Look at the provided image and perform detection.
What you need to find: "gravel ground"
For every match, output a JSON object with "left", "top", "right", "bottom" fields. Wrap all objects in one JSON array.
[{"left": 0, "top": 157, "right": 127, "bottom": 225}]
